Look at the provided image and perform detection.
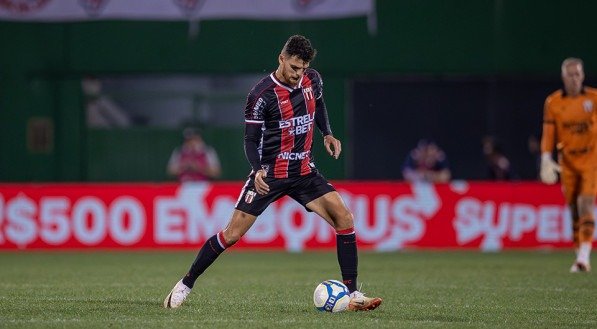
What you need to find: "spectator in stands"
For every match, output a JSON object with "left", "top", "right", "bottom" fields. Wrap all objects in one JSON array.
[
  {"left": 482, "top": 136, "right": 514, "bottom": 181},
  {"left": 527, "top": 134, "right": 541, "bottom": 179},
  {"left": 167, "top": 128, "right": 221, "bottom": 182},
  {"left": 82, "top": 76, "right": 131, "bottom": 128},
  {"left": 402, "top": 139, "right": 451, "bottom": 183}
]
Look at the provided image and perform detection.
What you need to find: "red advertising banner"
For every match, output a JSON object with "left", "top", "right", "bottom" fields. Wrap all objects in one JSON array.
[{"left": 0, "top": 182, "right": 592, "bottom": 251}]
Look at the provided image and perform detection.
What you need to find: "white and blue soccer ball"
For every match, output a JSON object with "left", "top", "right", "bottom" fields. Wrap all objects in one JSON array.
[{"left": 313, "top": 279, "right": 350, "bottom": 313}]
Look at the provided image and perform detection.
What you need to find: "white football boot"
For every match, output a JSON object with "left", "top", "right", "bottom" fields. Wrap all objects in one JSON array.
[
  {"left": 347, "top": 290, "right": 383, "bottom": 311},
  {"left": 570, "top": 262, "right": 591, "bottom": 273},
  {"left": 570, "top": 243, "right": 592, "bottom": 273},
  {"left": 163, "top": 279, "right": 192, "bottom": 308}
]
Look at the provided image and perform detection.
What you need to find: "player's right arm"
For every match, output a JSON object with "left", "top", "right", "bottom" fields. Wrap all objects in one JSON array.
[
  {"left": 244, "top": 88, "right": 270, "bottom": 194},
  {"left": 244, "top": 124, "right": 269, "bottom": 194},
  {"left": 539, "top": 95, "right": 561, "bottom": 184}
]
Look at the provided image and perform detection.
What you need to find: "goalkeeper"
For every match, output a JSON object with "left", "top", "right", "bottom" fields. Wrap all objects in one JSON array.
[{"left": 540, "top": 57, "right": 596, "bottom": 272}]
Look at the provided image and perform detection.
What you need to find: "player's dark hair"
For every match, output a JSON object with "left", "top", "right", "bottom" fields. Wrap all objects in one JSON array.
[{"left": 282, "top": 35, "right": 317, "bottom": 63}]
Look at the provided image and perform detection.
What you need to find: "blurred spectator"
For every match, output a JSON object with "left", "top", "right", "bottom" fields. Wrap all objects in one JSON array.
[
  {"left": 167, "top": 128, "right": 221, "bottom": 182},
  {"left": 402, "top": 139, "right": 451, "bottom": 183},
  {"left": 481, "top": 136, "right": 513, "bottom": 181},
  {"left": 527, "top": 134, "right": 541, "bottom": 179},
  {"left": 82, "top": 76, "right": 131, "bottom": 128}
]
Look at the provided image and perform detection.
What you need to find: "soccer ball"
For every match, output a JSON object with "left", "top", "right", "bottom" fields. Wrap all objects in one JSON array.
[{"left": 313, "top": 279, "right": 351, "bottom": 313}]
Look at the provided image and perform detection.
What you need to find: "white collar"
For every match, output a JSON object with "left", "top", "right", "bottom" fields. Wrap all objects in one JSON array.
[{"left": 270, "top": 72, "right": 303, "bottom": 92}]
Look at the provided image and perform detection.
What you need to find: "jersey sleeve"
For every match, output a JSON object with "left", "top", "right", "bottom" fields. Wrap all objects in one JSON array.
[
  {"left": 308, "top": 69, "right": 324, "bottom": 100},
  {"left": 244, "top": 124, "right": 263, "bottom": 173},
  {"left": 243, "top": 86, "right": 267, "bottom": 172},
  {"left": 540, "top": 96, "right": 556, "bottom": 153},
  {"left": 244, "top": 87, "right": 266, "bottom": 123},
  {"left": 315, "top": 98, "right": 332, "bottom": 136},
  {"left": 307, "top": 69, "right": 332, "bottom": 136}
]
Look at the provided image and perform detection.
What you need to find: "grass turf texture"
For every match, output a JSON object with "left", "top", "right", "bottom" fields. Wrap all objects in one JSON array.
[{"left": 0, "top": 251, "right": 595, "bottom": 328}]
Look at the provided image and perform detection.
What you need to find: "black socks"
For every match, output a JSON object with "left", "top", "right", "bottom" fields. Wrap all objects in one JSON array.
[
  {"left": 182, "top": 233, "right": 227, "bottom": 288},
  {"left": 336, "top": 231, "right": 358, "bottom": 292}
]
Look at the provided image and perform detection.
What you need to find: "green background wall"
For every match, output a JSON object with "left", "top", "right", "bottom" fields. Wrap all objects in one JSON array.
[{"left": 1, "top": 0, "right": 596, "bottom": 181}]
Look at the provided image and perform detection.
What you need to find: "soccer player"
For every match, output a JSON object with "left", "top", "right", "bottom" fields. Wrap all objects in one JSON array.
[
  {"left": 540, "top": 57, "right": 596, "bottom": 272},
  {"left": 164, "top": 35, "right": 383, "bottom": 310}
]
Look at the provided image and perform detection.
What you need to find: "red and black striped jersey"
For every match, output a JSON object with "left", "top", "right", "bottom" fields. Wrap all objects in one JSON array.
[{"left": 244, "top": 68, "right": 330, "bottom": 178}]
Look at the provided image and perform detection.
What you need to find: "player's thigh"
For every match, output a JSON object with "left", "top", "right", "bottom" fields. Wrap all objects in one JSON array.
[
  {"left": 288, "top": 172, "right": 337, "bottom": 223},
  {"left": 236, "top": 176, "right": 287, "bottom": 216},
  {"left": 306, "top": 191, "right": 353, "bottom": 229},
  {"left": 577, "top": 195, "right": 595, "bottom": 218},
  {"left": 222, "top": 209, "right": 258, "bottom": 243}
]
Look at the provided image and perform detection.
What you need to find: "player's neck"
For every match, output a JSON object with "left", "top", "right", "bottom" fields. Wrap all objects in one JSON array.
[
  {"left": 274, "top": 68, "right": 297, "bottom": 88},
  {"left": 565, "top": 86, "right": 583, "bottom": 97}
]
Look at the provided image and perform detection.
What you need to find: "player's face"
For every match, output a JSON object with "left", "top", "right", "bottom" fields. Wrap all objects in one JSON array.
[
  {"left": 562, "top": 62, "right": 584, "bottom": 96},
  {"left": 277, "top": 54, "right": 309, "bottom": 87}
]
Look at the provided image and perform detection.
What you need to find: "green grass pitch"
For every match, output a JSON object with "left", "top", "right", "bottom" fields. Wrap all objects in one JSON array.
[{"left": 0, "top": 250, "right": 595, "bottom": 328}]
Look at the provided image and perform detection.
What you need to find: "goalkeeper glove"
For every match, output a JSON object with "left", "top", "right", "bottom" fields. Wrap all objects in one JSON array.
[{"left": 540, "top": 152, "right": 561, "bottom": 184}]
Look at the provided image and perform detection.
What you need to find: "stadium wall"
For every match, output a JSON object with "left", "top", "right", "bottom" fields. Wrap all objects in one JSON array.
[{"left": 1, "top": 1, "right": 597, "bottom": 182}]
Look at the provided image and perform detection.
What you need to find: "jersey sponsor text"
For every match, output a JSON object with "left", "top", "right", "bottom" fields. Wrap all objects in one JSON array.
[{"left": 277, "top": 151, "right": 310, "bottom": 160}]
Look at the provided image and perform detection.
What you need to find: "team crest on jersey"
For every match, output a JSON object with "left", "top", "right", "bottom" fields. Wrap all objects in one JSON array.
[
  {"left": 245, "top": 190, "right": 256, "bottom": 204},
  {"left": 0, "top": 0, "right": 49, "bottom": 13},
  {"left": 303, "top": 86, "right": 314, "bottom": 100},
  {"left": 583, "top": 100, "right": 593, "bottom": 113},
  {"left": 78, "top": 0, "right": 109, "bottom": 17}
]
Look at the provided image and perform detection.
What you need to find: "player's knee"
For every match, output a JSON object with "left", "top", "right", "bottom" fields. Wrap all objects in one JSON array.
[
  {"left": 335, "top": 210, "right": 354, "bottom": 230},
  {"left": 223, "top": 230, "right": 241, "bottom": 246},
  {"left": 223, "top": 224, "right": 249, "bottom": 246},
  {"left": 222, "top": 212, "right": 253, "bottom": 246},
  {"left": 578, "top": 195, "right": 594, "bottom": 214},
  {"left": 578, "top": 203, "right": 593, "bottom": 218}
]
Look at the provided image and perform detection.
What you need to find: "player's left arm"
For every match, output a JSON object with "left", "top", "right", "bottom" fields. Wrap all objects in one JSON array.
[
  {"left": 315, "top": 98, "right": 341, "bottom": 159},
  {"left": 312, "top": 70, "right": 341, "bottom": 159}
]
